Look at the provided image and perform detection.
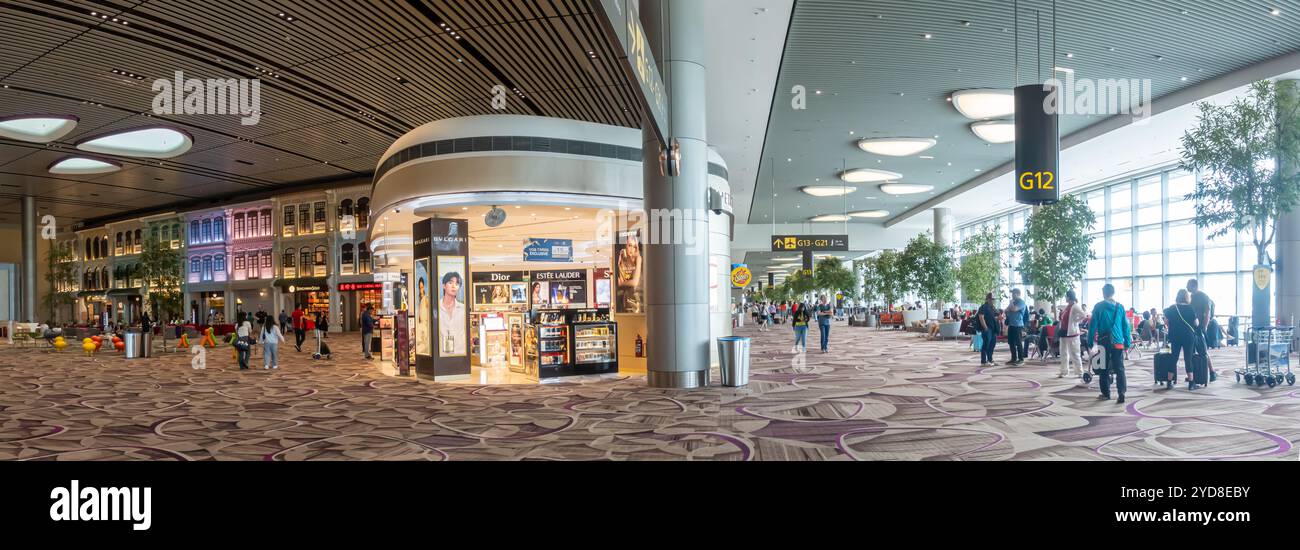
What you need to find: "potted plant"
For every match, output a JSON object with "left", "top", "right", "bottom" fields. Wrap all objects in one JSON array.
[
  {"left": 876, "top": 250, "right": 905, "bottom": 310},
  {"left": 860, "top": 257, "right": 882, "bottom": 326},
  {"left": 1180, "top": 80, "right": 1300, "bottom": 327},
  {"left": 1011, "top": 195, "right": 1098, "bottom": 310},
  {"left": 957, "top": 225, "right": 1003, "bottom": 309},
  {"left": 901, "top": 231, "right": 957, "bottom": 319}
]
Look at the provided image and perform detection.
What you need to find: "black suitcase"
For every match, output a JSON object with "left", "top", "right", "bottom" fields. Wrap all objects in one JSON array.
[
  {"left": 1154, "top": 351, "right": 1177, "bottom": 389},
  {"left": 1188, "top": 353, "right": 1209, "bottom": 390}
]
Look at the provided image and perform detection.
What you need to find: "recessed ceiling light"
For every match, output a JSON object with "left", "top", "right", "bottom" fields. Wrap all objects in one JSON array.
[
  {"left": 856, "top": 137, "right": 937, "bottom": 156},
  {"left": 1066, "top": 52, "right": 1074, "bottom": 58},
  {"left": 839, "top": 168, "right": 903, "bottom": 183},
  {"left": 919, "top": 155, "right": 935, "bottom": 160},
  {"left": 923, "top": 33, "right": 933, "bottom": 39},
  {"left": 1271, "top": 8, "right": 1281, "bottom": 16},
  {"left": 48, "top": 156, "right": 121, "bottom": 175},
  {"left": 802, "top": 186, "right": 857, "bottom": 197},
  {"left": 970, "top": 120, "right": 1016, "bottom": 144},
  {"left": 951, "top": 89, "right": 1015, "bottom": 119},
  {"left": 75, "top": 126, "right": 193, "bottom": 158},
  {"left": 0, "top": 115, "right": 79, "bottom": 143},
  {"left": 879, "top": 184, "right": 935, "bottom": 195},
  {"left": 810, "top": 214, "right": 851, "bottom": 223},
  {"left": 849, "top": 210, "right": 890, "bottom": 219}
]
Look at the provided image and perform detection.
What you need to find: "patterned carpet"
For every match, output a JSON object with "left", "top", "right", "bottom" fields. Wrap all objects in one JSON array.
[{"left": 1, "top": 324, "right": 1297, "bottom": 461}]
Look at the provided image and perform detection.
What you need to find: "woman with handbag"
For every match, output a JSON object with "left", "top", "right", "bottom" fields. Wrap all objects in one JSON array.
[
  {"left": 235, "top": 318, "right": 253, "bottom": 371},
  {"left": 1085, "top": 284, "right": 1133, "bottom": 403}
]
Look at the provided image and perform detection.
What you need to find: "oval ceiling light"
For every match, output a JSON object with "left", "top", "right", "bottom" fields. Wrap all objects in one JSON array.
[
  {"left": 0, "top": 115, "right": 79, "bottom": 143},
  {"left": 856, "top": 137, "right": 937, "bottom": 157},
  {"left": 951, "top": 89, "right": 1015, "bottom": 120},
  {"left": 850, "top": 210, "right": 891, "bottom": 218},
  {"left": 48, "top": 156, "right": 122, "bottom": 175},
  {"left": 839, "top": 168, "right": 902, "bottom": 183},
  {"left": 879, "top": 184, "right": 935, "bottom": 195},
  {"left": 810, "top": 214, "right": 852, "bottom": 223},
  {"left": 970, "top": 120, "right": 1016, "bottom": 144},
  {"left": 74, "top": 126, "right": 193, "bottom": 158},
  {"left": 801, "top": 185, "right": 858, "bottom": 197}
]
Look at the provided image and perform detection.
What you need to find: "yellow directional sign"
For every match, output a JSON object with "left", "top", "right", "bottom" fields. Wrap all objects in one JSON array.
[{"left": 771, "top": 234, "right": 849, "bottom": 252}]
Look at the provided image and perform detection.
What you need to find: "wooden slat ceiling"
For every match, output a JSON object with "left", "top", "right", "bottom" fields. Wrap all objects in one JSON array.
[{"left": 0, "top": 0, "right": 640, "bottom": 227}]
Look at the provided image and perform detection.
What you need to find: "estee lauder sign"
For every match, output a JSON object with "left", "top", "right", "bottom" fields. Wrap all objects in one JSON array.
[{"left": 532, "top": 270, "right": 584, "bottom": 281}]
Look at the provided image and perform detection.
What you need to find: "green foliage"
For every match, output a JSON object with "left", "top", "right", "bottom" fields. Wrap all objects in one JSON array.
[
  {"left": 859, "top": 257, "right": 882, "bottom": 306},
  {"left": 140, "top": 234, "right": 184, "bottom": 321},
  {"left": 42, "top": 243, "right": 77, "bottom": 322},
  {"left": 900, "top": 231, "right": 957, "bottom": 308},
  {"left": 875, "top": 249, "right": 905, "bottom": 306},
  {"left": 784, "top": 269, "right": 818, "bottom": 298},
  {"left": 1011, "top": 195, "right": 1097, "bottom": 304},
  {"left": 1179, "top": 79, "right": 1300, "bottom": 267},
  {"left": 814, "top": 256, "right": 856, "bottom": 297},
  {"left": 957, "top": 225, "right": 1003, "bottom": 304}
]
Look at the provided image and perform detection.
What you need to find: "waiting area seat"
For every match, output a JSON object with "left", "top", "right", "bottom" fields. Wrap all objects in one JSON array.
[{"left": 877, "top": 312, "right": 904, "bottom": 330}]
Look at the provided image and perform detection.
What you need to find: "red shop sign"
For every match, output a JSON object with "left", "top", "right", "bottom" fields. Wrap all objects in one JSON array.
[{"left": 339, "top": 282, "right": 383, "bottom": 292}]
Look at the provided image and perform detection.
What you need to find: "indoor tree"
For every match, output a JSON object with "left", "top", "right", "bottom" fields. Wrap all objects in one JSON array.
[
  {"left": 1010, "top": 195, "right": 1098, "bottom": 307},
  {"left": 859, "top": 257, "right": 882, "bottom": 307},
  {"left": 875, "top": 249, "right": 905, "bottom": 307},
  {"left": 814, "top": 256, "right": 857, "bottom": 300},
  {"left": 1180, "top": 79, "right": 1300, "bottom": 324},
  {"left": 957, "top": 225, "right": 1004, "bottom": 306},
  {"left": 140, "top": 235, "right": 184, "bottom": 322},
  {"left": 42, "top": 243, "right": 77, "bottom": 323},
  {"left": 900, "top": 231, "right": 957, "bottom": 315}
]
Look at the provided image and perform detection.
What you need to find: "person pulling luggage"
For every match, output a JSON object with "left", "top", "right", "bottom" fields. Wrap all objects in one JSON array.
[{"left": 1085, "top": 284, "right": 1132, "bottom": 403}]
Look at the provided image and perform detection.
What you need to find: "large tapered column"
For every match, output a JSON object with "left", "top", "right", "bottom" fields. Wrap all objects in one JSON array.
[
  {"left": 642, "top": 0, "right": 710, "bottom": 389},
  {"left": 21, "top": 196, "right": 37, "bottom": 322},
  {"left": 933, "top": 208, "right": 954, "bottom": 248},
  {"left": 1277, "top": 80, "right": 1300, "bottom": 327}
]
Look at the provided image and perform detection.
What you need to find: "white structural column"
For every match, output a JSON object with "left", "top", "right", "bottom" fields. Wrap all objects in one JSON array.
[
  {"left": 642, "top": 0, "right": 711, "bottom": 389},
  {"left": 933, "top": 207, "right": 954, "bottom": 248},
  {"left": 21, "top": 196, "right": 37, "bottom": 322},
  {"left": 1276, "top": 79, "right": 1300, "bottom": 327}
]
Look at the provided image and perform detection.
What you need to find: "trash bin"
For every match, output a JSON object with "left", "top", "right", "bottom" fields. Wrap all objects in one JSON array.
[
  {"left": 123, "top": 330, "right": 142, "bottom": 359},
  {"left": 140, "top": 331, "right": 153, "bottom": 358},
  {"left": 717, "top": 336, "right": 751, "bottom": 387}
]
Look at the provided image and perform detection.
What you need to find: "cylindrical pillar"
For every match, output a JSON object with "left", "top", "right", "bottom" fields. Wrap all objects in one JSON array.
[
  {"left": 642, "top": 0, "right": 710, "bottom": 389},
  {"left": 21, "top": 196, "right": 37, "bottom": 322},
  {"left": 933, "top": 208, "right": 954, "bottom": 248},
  {"left": 1276, "top": 80, "right": 1300, "bottom": 328}
]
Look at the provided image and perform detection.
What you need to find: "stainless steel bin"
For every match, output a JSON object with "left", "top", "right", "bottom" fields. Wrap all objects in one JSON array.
[
  {"left": 123, "top": 331, "right": 142, "bottom": 359},
  {"left": 716, "top": 336, "right": 751, "bottom": 387}
]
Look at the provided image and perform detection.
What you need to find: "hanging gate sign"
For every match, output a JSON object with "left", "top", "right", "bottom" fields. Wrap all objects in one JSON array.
[{"left": 1015, "top": 84, "right": 1061, "bottom": 206}]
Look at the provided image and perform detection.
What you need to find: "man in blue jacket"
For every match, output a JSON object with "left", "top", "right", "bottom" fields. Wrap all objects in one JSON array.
[
  {"left": 1085, "top": 284, "right": 1133, "bottom": 403},
  {"left": 1005, "top": 288, "right": 1029, "bottom": 365},
  {"left": 360, "top": 305, "right": 375, "bottom": 360}
]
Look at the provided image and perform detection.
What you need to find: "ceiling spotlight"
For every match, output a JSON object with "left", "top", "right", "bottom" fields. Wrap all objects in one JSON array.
[
  {"left": 849, "top": 210, "right": 890, "bottom": 219},
  {"left": 801, "top": 186, "right": 858, "bottom": 197},
  {"left": 879, "top": 184, "right": 935, "bottom": 195},
  {"left": 839, "top": 168, "right": 903, "bottom": 184},
  {"left": 810, "top": 214, "right": 851, "bottom": 223},
  {"left": 856, "top": 137, "right": 937, "bottom": 157},
  {"left": 0, "top": 115, "right": 79, "bottom": 143},
  {"left": 970, "top": 120, "right": 1016, "bottom": 144},
  {"left": 923, "top": 33, "right": 933, "bottom": 39},
  {"left": 1271, "top": 8, "right": 1281, "bottom": 16},
  {"left": 1066, "top": 52, "right": 1074, "bottom": 58},
  {"left": 950, "top": 89, "right": 1015, "bottom": 119}
]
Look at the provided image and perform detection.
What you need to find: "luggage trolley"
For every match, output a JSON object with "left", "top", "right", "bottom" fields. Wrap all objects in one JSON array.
[{"left": 1237, "top": 326, "right": 1295, "bottom": 387}]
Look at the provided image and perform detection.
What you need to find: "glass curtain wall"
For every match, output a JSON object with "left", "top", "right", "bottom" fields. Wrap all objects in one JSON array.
[{"left": 957, "top": 165, "right": 1274, "bottom": 317}]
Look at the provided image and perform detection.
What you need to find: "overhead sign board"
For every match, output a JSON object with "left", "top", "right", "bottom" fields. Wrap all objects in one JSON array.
[
  {"left": 524, "top": 239, "right": 573, "bottom": 262},
  {"left": 771, "top": 235, "right": 850, "bottom": 252},
  {"left": 594, "top": 0, "right": 669, "bottom": 146},
  {"left": 1014, "top": 84, "right": 1061, "bottom": 205}
]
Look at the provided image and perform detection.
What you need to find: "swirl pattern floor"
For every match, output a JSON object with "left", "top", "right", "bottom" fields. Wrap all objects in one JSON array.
[{"left": 2, "top": 326, "right": 1296, "bottom": 461}]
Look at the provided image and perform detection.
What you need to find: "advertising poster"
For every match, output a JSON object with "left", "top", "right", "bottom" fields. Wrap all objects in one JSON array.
[
  {"left": 531, "top": 280, "right": 550, "bottom": 308},
  {"left": 533, "top": 270, "right": 588, "bottom": 308},
  {"left": 394, "top": 312, "right": 410, "bottom": 376},
  {"left": 415, "top": 259, "right": 430, "bottom": 356},
  {"left": 615, "top": 229, "right": 644, "bottom": 314},
  {"left": 595, "top": 267, "right": 612, "bottom": 308},
  {"left": 437, "top": 256, "right": 467, "bottom": 358}
]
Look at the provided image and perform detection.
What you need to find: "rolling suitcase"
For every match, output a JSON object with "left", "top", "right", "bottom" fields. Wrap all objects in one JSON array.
[
  {"left": 1188, "top": 353, "right": 1209, "bottom": 390},
  {"left": 1154, "top": 351, "right": 1177, "bottom": 389}
]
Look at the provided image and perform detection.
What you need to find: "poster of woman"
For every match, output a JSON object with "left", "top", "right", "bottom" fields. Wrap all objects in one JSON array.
[
  {"left": 437, "top": 257, "right": 467, "bottom": 357},
  {"left": 415, "top": 259, "right": 430, "bottom": 356},
  {"left": 616, "top": 230, "right": 644, "bottom": 314}
]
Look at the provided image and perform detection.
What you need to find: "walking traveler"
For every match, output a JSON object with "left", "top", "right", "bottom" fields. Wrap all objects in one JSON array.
[
  {"left": 977, "top": 293, "right": 1000, "bottom": 366},
  {"left": 815, "top": 295, "right": 833, "bottom": 353},
  {"left": 361, "top": 305, "right": 375, "bottom": 360},
  {"left": 1005, "top": 288, "right": 1028, "bottom": 365},
  {"left": 261, "top": 319, "right": 281, "bottom": 369},
  {"left": 1085, "top": 284, "right": 1133, "bottom": 403},
  {"left": 1165, "top": 290, "right": 1201, "bottom": 380},
  {"left": 235, "top": 317, "right": 253, "bottom": 370},
  {"left": 1058, "top": 290, "right": 1086, "bottom": 378},
  {"left": 291, "top": 306, "right": 306, "bottom": 352},
  {"left": 790, "top": 302, "right": 810, "bottom": 353}
]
